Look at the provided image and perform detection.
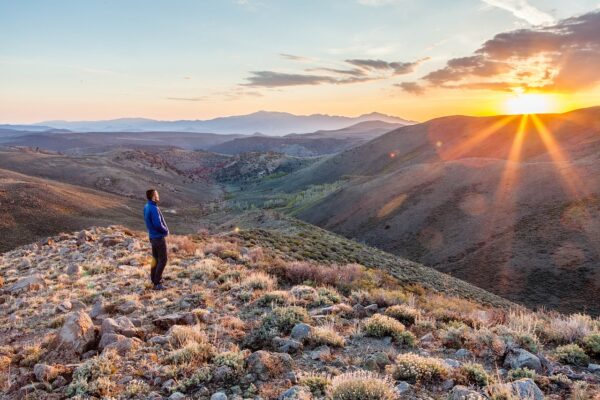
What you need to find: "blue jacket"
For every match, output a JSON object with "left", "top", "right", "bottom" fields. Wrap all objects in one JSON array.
[{"left": 144, "top": 200, "right": 169, "bottom": 239}]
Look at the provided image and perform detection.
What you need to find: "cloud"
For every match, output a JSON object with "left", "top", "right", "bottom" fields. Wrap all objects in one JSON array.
[
  {"left": 482, "top": 0, "right": 555, "bottom": 25},
  {"left": 395, "top": 81, "right": 425, "bottom": 95},
  {"left": 279, "top": 53, "right": 311, "bottom": 62},
  {"left": 166, "top": 96, "right": 206, "bottom": 102},
  {"left": 410, "top": 10, "right": 600, "bottom": 94},
  {"left": 346, "top": 58, "right": 423, "bottom": 75},
  {"left": 242, "top": 56, "right": 426, "bottom": 87},
  {"left": 357, "top": 0, "right": 402, "bottom": 6}
]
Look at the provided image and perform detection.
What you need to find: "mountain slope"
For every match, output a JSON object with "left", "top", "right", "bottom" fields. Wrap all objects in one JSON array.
[{"left": 251, "top": 107, "right": 600, "bottom": 314}]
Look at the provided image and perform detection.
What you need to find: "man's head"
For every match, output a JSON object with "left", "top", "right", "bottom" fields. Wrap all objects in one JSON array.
[{"left": 146, "top": 189, "right": 160, "bottom": 203}]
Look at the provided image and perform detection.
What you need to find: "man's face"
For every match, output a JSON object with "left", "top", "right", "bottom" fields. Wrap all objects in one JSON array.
[{"left": 153, "top": 191, "right": 160, "bottom": 203}]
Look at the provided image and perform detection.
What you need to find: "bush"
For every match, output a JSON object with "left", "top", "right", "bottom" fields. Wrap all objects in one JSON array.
[
  {"left": 245, "top": 306, "right": 312, "bottom": 349},
  {"left": 169, "top": 325, "right": 206, "bottom": 349},
  {"left": 386, "top": 353, "right": 449, "bottom": 384},
  {"left": 554, "top": 344, "right": 589, "bottom": 366},
  {"left": 456, "top": 362, "right": 491, "bottom": 386},
  {"left": 241, "top": 272, "right": 276, "bottom": 291},
  {"left": 582, "top": 333, "right": 600, "bottom": 357},
  {"left": 66, "top": 349, "right": 119, "bottom": 397},
  {"left": 300, "top": 373, "right": 331, "bottom": 397},
  {"left": 440, "top": 324, "right": 469, "bottom": 349},
  {"left": 278, "top": 261, "right": 364, "bottom": 294},
  {"left": 165, "top": 341, "right": 216, "bottom": 365},
  {"left": 328, "top": 370, "right": 397, "bottom": 400},
  {"left": 255, "top": 290, "right": 291, "bottom": 307},
  {"left": 384, "top": 304, "right": 419, "bottom": 325},
  {"left": 363, "top": 314, "right": 407, "bottom": 343},
  {"left": 507, "top": 367, "right": 536, "bottom": 381},
  {"left": 313, "top": 287, "right": 342, "bottom": 306},
  {"left": 310, "top": 326, "right": 345, "bottom": 348},
  {"left": 213, "top": 350, "right": 246, "bottom": 373}
]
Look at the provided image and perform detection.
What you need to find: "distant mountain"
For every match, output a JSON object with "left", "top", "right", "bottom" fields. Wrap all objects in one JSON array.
[
  {"left": 36, "top": 111, "right": 414, "bottom": 135},
  {"left": 209, "top": 120, "right": 404, "bottom": 156}
]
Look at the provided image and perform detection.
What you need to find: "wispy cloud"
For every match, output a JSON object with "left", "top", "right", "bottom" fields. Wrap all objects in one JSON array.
[
  {"left": 166, "top": 96, "right": 206, "bottom": 102},
  {"left": 482, "top": 0, "right": 555, "bottom": 25},
  {"left": 395, "top": 81, "right": 425, "bottom": 95},
  {"left": 279, "top": 53, "right": 311, "bottom": 62},
  {"left": 357, "top": 0, "right": 402, "bottom": 6},
  {"left": 243, "top": 56, "right": 427, "bottom": 88}
]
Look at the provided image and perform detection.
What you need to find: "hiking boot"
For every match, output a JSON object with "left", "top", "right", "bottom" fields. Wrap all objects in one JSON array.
[{"left": 152, "top": 283, "right": 167, "bottom": 291}]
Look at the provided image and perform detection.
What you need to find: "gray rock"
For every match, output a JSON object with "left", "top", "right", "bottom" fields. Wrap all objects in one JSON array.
[
  {"left": 449, "top": 385, "right": 485, "bottom": 400},
  {"left": 153, "top": 312, "right": 199, "bottom": 329},
  {"left": 395, "top": 381, "right": 411, "bottom": 395},
  {"left": 246, "top": 350, "right": 294, "bottom": 381},
  {"left": 272, "top": 337, "right": 303, "bottom": 353},
  {"left": 486, "top": 379, "right": 544, "bottom": 400},
  {"left": 66, "top": 264, "right": 81, "bottom": 277},
  {"left": 310, "top": 345, "right": 331, "bottom": 361},
  {"left": 116, "top": 299, "right": 140, "bottom": 315},
  {"left": 33, "top": 364, "right": 59, "bottom": 382},
  {"left": 363, "top": 352, "right": 391, "bottom": 372},
  {"left": 90, "top": 298, "right": 105, "bottom": 319},
  {"left": 290, "top": 323, "right": 312, "bottom": 341},
  {"left": 364, "top": 304, "right": 379, "bottom": 313},
  {"left": 168, "top": 392, "right": 186, "bottom": 400},
  {"left": 278, "top": 385, "right": 311, "bottom": 400},
  {"left": 211, "top": 393, "right": 228, "bottom": 400},
  {"left": 57, "top": 311, "right": 96, "bottom": 354},
  {"left": 56, "top": 301, "right": 72, "bottom": 313},
  {"left": 444, "top": 358, "right": 461, "bottom": 368},
  {"left": 503, "top": 348, "right": 542, "bottom": 372},
  {"left": 7, "top": 274, "right": 46, "bottom": 294},
  {"left": 52, "top": 375, "right": 68, "bottom": 389},
  {"left": 588, "top": 363, "right": 600, "bottom": 373},
  {"left": 455, "top": 349, "right": 472, "bottom": 359},
  {"left": 101, "top": 316, "right": 140, "bottom": 338}
]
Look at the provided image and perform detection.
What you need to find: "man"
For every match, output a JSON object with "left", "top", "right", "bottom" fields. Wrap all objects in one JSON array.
[{"left": 144, "top": 189, "right": 169, "bottom": 290}]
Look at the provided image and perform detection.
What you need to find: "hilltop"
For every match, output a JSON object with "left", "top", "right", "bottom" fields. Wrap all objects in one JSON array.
[{"left": 0, "top": 226, "right": 599, "bottom": 399}]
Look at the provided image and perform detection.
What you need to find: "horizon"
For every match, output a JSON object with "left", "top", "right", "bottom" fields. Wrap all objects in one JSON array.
[{"left": 2, "top": 1, "right": 600, "bottom": 124}]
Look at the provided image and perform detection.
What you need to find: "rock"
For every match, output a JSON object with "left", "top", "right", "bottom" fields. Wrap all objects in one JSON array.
[
  {"left": 70, "top": 299, "right": 86, "bottom": 311},
  {"left": 449, "top": 385, "right": 485, "bottom": 400},
  {"left": 420, "top": 333, "right": 435, "bottom": 343},
  {"left": 395, "top": 381, "right": 411, "bottom": 395},
  {"left": 100, "top": 333, "right": 140, "bottom": 355},
  {"left": 168, "top": 392, "right": 186, "bottom": 400},
  {"left": 278, "top": 385, "right": 311, "bottom": 400},
  {"left": 153, "top": 312, "right": 199, "bottom": 329},
  {"left": 246, "top": 350, "right": 294, "bottom": 381},
  {"left": 211, "top": 392, "right": 228, "bottom": 400},
  {"left": 90, "top": 298, "right": 105, "bottom": 319},
  {"left": 7, "top": 274, "right": 46, "bottom": 294},
  {"left": 18, "top": 383, "right": 48, "bottom": 396},
  {"left": 66, "top": 264, "right": 81, "bottom": 277},
  {"left": 503, "top": 348, "right": 542, "bottom": 372},
  {"left": 486, "top": 379, "right": 544, "bottom": 400},
  {"left": 101, "top": 235, "right": 123, "bottom": 247},
  {"left": 364, "top": 304, "right": 379, "bottom": 313},
  {"left": 76, "top": 230, "right": 93, "bottom": 245},
  {"left": 56, "top": 301, "right": 72, "bottom": 313},
  {"left": 272, "top": 337, "right": 303, "bottom": 353},
  {"left": 213, "top": 365, "right": 235, "bottom": 382},
  {"left": 33, "top": 364, "right": 59, "bottom": 382},
  {"left": 310, "top": 345, "right": 330, "bottom": 361},
  {"left": 57, "top": 311, "right": 96, "bottom": 354},
  {"left": 290, "top": 323, "right": 312, "bottom": 341},
  {"left": 588, "top": 363, "right": 600, "bottom": 373},
  {"left": 101, "top": 316, "right": 141, "bottom": 338},
  {"left": 117, "top": 299, "right": 140, "bottom": 315},
  {"left": 149, "top": 335, "right": 169, "bottom": 345},
  {"left": 455, "top": 349, "right": 472, "bottom": 359},
  {"left": 444, "top": 359, "right": 461, "bottom": 368},
  {"left": 441, "top": 378, "right": 455, "bottom": 391},
  {"left": 363, "top": 352, "right": 391, "bottom": 372},
  {"left": 52, "top": 375, "right": 68, "bottom": 389},
  {"left": 162, "top": 379, "right": 176, "bottom": 391}
]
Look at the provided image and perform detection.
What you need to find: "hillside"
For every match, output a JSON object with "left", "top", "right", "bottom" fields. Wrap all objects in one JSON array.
[
  {"left": 231, "top": 107, "right": 600, "bottom": 315},
  {"left": 0, "top": 226, "right": 598, "bottom": 399}
]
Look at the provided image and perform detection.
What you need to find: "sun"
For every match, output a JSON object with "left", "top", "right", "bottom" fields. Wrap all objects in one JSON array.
[{"left": 504, "top": 93, "right": 557, "bottom": 115}]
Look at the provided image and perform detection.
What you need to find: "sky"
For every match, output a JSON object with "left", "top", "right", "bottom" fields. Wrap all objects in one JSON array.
[{"left": 1, "top": 0, "right": 600, "bottom": 123}]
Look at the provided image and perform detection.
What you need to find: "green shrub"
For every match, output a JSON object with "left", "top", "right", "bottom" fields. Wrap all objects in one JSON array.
[
  {"left": 171, "top": 367, "right": 212, "bottom": 393},
  {"left": 582, "top": 333, "right": 600, "bottom": 356},
  {"left": 554, "top": 344, "right": 589, "bottom": 366},
  {"left": 328, "top": 371, "right": 397, "bottom": 400},
  {"left": 456, "top": 362, "right": 491, "bottom": 386},
  {"left": 300, "top": 373, "right": 331, "bottom": 397},
  {"left": 384, "top": 304, "right": 419, "bottom": 325},
  {"left": 213, "top": 350, "right": 246, "bottom": 373},
  {"left": 165, "top": 341, "right": 216, "bottom": 365},
  {"left": 363, "top": 314, "right": 409, "bottom": 344},
  {"left": 507, "top": 367, "right": 536, "bottom": 381},
  {"left": 255, "top": 290, "right": 291, "bottom": 307},
  {"left": 386, "top": 353, "right": 449, "bottom": 384},
  {"left": 310, "top": 326, "right": 345, "bottom": 348}
]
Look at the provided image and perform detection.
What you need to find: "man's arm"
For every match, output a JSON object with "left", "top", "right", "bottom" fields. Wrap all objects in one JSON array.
[{"left": 150, "top": 207, "right": 169, "bottom": 235}]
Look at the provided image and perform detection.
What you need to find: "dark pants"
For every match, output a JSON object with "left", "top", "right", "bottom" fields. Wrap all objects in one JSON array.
[{"left": 150, "top": 237, "right": 168, "bottom": 285}]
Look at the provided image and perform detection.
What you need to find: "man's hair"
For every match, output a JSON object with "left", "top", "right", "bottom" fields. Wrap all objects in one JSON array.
[{"left": 146, "top": 189, "right": 156, "bottom": 200}]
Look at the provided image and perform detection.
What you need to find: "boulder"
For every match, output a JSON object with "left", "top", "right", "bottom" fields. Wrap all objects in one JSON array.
[
  {"left": 486, "top": 379, "right": 544, "bottom": 400},
  {"left": 153, "top": 312, "right": 199, "bottom": 329},
  {"left": 503, "top": 348, "right": 542, "bottom": 372},
  {"left": 102, "top": 336, "right": 140, "bottom": 355},
  {"left": 57, "top": 311, "right": 96, "bottom": 354},
  {"left": 33, "top": 364, "right": 59, "bottom": 382},
  {"left": 101, "top": 316, "right": 141, "bottom": 338},
  {"left": 272, "top": 337, "right": 303, "bottom": 353},
  {"left": 66, "top": 264, "right": 81, "bottom": 277},
  {"left": 290, "top": 323, "right": 312, "bottom": 342},
  {"left": 449, "top": 385, "right": 485, "bottom": 400},
  {"left": 7, "top": 274, "right": 46, "bottom": 294},
  {"left": 211, "top": 392, "right": 228, "bottom": 400},
  {"left": 246, "top": 350, "right": 294, "bottom": 381},
  {"left": 278, "top": 385, "right": 312, "bottom": 400}
]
